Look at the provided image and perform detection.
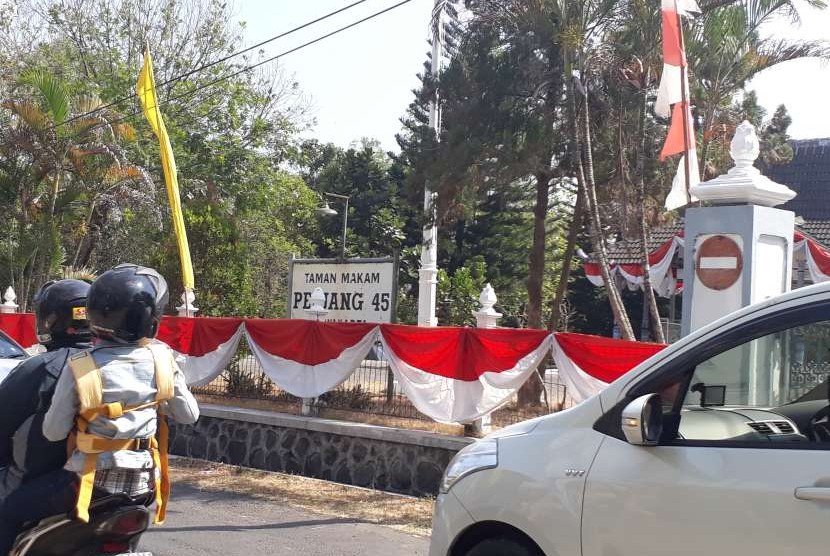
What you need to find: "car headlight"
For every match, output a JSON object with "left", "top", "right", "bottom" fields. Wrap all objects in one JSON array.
[{"left": 440, "top": 438, "right": 498, "bottom": 494}]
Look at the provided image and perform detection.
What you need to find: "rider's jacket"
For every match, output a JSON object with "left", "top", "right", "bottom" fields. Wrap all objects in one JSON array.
[{"left": 0, "top": 341, "right": 92, "bottom": 497}]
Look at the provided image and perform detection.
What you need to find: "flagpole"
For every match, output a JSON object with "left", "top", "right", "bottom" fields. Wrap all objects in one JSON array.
[{"left": 676, "top": 5, "right": 693, "bottom": 205}]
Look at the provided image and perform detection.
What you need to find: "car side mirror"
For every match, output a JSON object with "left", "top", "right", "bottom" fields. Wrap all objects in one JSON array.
[{"left": 621, "top": 394, "right": 663, "bottom": 446}]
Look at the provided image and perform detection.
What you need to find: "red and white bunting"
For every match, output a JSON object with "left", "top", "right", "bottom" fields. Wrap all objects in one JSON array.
[
  {"left": 584, "top": 233, "right": 685, "bottom": 297},
  {"left": 244, "top": 320, "right": 378, "bottom": 399},
  {"left": 553, "top": 332, "right": 666, "bottom": 404},
  {"left": 795, "top": 232, "right": 830, "bottom": 283},
  {"left": 379, "top": 326, "right": 553, "bottom": 423},
  {"left": 587, "top": 231, "right": 830, "bottom": 294},
  {"left": 0, "top": 313, "right": 669, "bottom": 421},
  {"left": 157, "top": 317, "right": 245, "bottom": 386}
]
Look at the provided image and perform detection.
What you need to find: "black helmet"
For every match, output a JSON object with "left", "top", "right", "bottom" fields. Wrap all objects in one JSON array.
[
  {"left": 87, "top": 264, "right": 169, "bottom": 343},
  {"left": 33, "top": 279, "right": 92, "bottom": 346}
]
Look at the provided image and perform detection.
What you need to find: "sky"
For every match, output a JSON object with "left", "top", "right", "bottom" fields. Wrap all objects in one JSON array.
[{"left": 235, "top": 0, "right": 830, "bottom": 151}]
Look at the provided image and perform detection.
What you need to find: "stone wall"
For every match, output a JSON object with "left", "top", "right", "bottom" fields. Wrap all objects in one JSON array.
[{"left": 169, "top": 405, "right": 474, "bottom": 497}]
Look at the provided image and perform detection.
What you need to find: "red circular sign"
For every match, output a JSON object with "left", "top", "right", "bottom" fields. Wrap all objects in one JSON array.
[{"left": 695, "top": 235, "right": 743, "bottom": 291}]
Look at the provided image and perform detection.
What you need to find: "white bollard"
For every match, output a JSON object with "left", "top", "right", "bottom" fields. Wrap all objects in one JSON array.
[
  {"left": 473, "top": 283, "right": 502, "bottom": 329},
  {"left": 176, "top": 290, "right": 199, "bottom": 317},
  {"left": 305, "top": 287, "right": 329, "bottom": 321},
  {"left": 469, "top": 283, "right": 501, "bottom": 435},
  {"left": 1, "top": 287, "right": 19, "bottom": 314}
]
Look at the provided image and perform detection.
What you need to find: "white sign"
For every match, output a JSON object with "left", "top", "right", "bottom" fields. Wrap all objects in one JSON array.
[{"left": 289, "top": 259, "right": 396, "bottom": 323}]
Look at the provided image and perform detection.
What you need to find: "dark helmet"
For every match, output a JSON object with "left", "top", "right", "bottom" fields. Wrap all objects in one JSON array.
[
  {"left": 33, "top": 279, "right": 92, "bottom": 346},
  {"left": 87, "top": 264, "right": 169, "bottom": 343}
]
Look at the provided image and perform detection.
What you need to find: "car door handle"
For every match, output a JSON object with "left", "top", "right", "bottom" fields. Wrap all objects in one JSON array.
[{"left": 795, "top": 487, "right": 830, "bottom": 502}]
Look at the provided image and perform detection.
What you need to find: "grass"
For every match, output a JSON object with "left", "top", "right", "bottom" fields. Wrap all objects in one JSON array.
[{"left": 169, "top": 457, "right": 435, "bottom": 537}]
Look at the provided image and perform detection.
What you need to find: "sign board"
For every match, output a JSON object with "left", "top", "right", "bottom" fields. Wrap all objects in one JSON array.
[
  {"left": 695, "top": 235, "right": 743, "bottom": 291},
  {"left": 288, "top": 258, "right": 397, "bottom": 323}
]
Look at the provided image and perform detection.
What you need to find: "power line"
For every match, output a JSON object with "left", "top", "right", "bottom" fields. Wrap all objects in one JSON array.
[
  {"left": 53, "top": 0, "right": 372, "bottom": 131},
  {"left": 61, "top": 0, "right": 415, "bottom": 142}
]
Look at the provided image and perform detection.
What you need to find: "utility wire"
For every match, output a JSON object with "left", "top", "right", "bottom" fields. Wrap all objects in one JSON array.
[
  {"left": 59, "top": 0, "right": 414, "bottom": 142},
  {"left": 51, "top": 0, "right": 372, "bottom": 131}
]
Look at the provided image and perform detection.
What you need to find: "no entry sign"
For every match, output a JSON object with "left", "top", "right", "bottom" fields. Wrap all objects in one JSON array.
[{"left": 695, "top": 235, "right": 743, "bottom": 291}]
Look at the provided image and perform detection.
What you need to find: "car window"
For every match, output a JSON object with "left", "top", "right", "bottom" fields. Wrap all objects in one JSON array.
[
  {"left": 675, "top": 320, "right": 830, "bottom": 445},
  {"left": 684, "top": 321, "right": 830, "bottom": 409},
  {"left": 0, "top": 333, "right": 26, "bottom": 359}
]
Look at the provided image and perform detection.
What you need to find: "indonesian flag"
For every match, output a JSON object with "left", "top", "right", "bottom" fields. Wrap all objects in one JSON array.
[
  {"left": 656, "top": 0, "right": 701, "bottom": 210},
  {"left": 655, "top": 0, "right": 700, "bottom": 118}
]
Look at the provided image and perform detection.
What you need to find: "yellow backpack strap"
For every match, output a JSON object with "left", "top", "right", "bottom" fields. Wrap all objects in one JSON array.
[
  {"left": 68, "top": 351, "right": 103, "bottom": 524},
  {"left": 144, "top": 342, "right": 175, "bottom": 523},
  {"left": 68, "top": 352, "right": 103, "bottom": 416},
  {"left": 145, "top": 342, "right": 175, "bottom": 402},
  {"left": 152, "top": 413, "right": 171, "bottom": 524}
]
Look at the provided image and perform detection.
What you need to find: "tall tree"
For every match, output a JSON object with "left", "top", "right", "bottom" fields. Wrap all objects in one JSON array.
[{"left": 0, "top": 69, "right": 149, "bottom": 310}]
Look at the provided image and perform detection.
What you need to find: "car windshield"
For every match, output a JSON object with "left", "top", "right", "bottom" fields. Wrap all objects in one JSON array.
[
  {"left": 685, "top": 321, "right": 830, "bottom": 409},
  {"left": 0, "top": 332, "right": 26, "bottom": 359}
]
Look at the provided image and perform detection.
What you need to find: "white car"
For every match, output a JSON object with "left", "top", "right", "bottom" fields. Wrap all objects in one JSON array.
[
  {"left": 0, "top": 329, "right": 27, "bottom": 383},
  {"left": 431, "top": 281, "right": 830, "bottom": 556}
]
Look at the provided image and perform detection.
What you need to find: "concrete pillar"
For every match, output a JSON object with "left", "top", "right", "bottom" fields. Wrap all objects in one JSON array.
[
  {"left": 176, "top": 290, "right": 199, "bottom": 317},
  {"left": 682, "top": 121, "right": 797, "bottom": 335},
  {"left": 683, "top": 121, "right": 797, "bottom": 406},
  {"left": 1, "top": 287, "right": 19, "bottom": 314}
]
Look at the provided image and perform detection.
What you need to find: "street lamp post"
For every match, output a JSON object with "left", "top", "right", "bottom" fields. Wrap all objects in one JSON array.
[
  {"left": 417, "top": 0, "right": 445, "bottom": 327},
  {"left": 317, "top": 192, "right": 350, "bottom": 259}
]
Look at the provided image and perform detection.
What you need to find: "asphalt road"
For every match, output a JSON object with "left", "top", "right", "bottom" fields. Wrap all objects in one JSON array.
[{"left": 140, "top": 484, "right": 429, "bottom": 556}]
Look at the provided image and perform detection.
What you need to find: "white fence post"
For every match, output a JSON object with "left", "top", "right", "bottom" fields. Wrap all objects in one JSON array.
[
  {"left": 468, "top": 283, "right": 501, "bottom": 435},
  {"left": 176, "top": 290, "right": 199, "bottom": 317},
  {"left": 300, "top": 288, "right": 329, "bottom": 415},
  {"left": 1, "top": 287, "right": 19, "bottom": 314}
]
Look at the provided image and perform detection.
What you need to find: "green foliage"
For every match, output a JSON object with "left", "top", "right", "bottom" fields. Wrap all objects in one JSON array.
[
  {"left": 18, "top": 68, "right": 70, "bottom": 125},
  {"left": 437, "top": 256, "right": 488, "bottom": 327},
  {"left": 318, "top": 385, "right": 374, "bottom": 410},
  {"left": 223, "top": 349, "right": 273, "bottom": 398},
  {"left": 300, "top": 139, "right": 416, "bottom": 260}
]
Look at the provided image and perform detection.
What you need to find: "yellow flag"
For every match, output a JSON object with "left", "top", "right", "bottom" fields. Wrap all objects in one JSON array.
[{"left": 136, "top": 49, "right": 195, "bottom": 291}]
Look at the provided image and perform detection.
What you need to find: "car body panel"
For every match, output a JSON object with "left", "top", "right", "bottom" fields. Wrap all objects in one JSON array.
[
  {"left": 444, "top": 397, "right": 606, "bottom": 556},
  {"left": 582, "top": 438, "right": 830, "bottom": 556},
  {"left": 429, "top": 491, "right": 475, "bottom": 556}
]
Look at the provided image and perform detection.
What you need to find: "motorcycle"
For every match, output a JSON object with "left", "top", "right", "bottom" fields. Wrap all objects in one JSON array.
[{"left": 11, "top": 493, "right": 154, "bottom": 556}]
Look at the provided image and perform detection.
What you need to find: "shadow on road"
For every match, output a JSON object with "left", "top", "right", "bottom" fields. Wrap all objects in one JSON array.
[{"left": 149, "top": 517, "right": 369, "bottom": 534}]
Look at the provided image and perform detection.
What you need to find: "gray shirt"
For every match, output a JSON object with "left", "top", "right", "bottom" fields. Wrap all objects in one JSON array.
[{"left": 43, "top": 340, "right": 200, "bottom": 472}]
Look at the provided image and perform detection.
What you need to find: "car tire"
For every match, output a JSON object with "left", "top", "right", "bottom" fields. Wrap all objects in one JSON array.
[{"left": 464, "top": 537, "right": 541, "bottom": 556}]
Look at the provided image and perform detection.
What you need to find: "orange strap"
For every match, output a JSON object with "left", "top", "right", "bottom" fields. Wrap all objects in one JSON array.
[
  {"left": 153, "top": 413, "right": 171, "bottom": 524},
  {"left": 73, "top": 432, "right": 150, "bottom": 523}
]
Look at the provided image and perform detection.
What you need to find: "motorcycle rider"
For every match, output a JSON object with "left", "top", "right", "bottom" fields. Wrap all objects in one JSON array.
[
  {"left": 0, "top": 264, "right": 200, "bottom": 555},
  {"left": 0, "top": 279, "right": 93, "bottom": 500}
]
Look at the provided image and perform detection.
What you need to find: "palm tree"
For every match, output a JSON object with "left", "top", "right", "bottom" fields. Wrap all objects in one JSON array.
[
  {"left": 688, "top": 0, "right": 830, "bottom": 177},
  {"left": 0, "top": 69, "right": 152, "bottom": 310}
]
